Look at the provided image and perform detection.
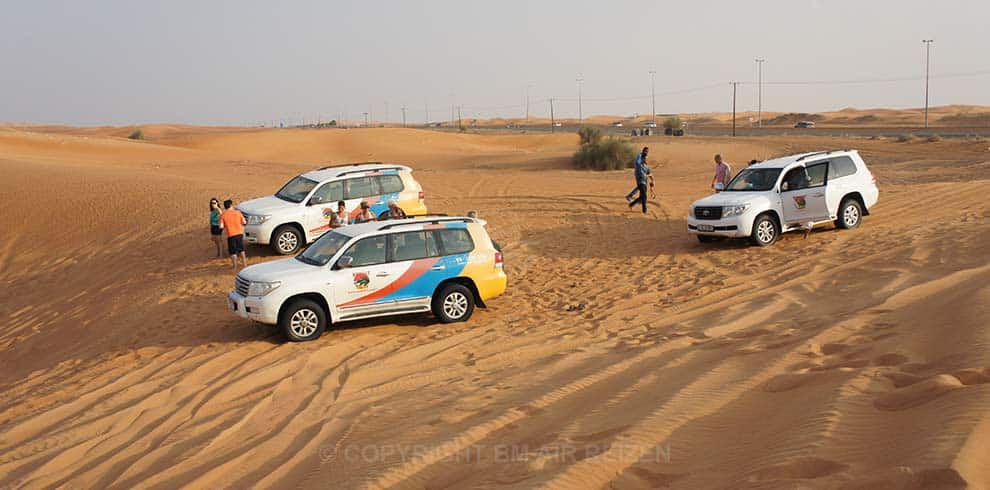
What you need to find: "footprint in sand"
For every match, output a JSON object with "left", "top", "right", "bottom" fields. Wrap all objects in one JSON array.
[{"left": 874, "top": 374, "right": 963, "bottom": 410}]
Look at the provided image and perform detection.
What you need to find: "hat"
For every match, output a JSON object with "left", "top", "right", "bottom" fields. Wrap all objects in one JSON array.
[{"left": 360, "top": 201, "right": 369, "bottom": 209}]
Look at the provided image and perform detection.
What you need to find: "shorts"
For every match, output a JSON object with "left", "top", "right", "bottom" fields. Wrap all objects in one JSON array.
[
  {"left": 227, "top": 234, "right": 245, "bottom": 254},
  {"left": 210, "top": 225, "right": 222, "bottom": 236}
]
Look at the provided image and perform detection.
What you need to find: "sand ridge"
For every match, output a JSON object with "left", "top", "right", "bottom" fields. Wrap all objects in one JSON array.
[{"left": 0, "top": 127, "right": 988, "bottom": 488}]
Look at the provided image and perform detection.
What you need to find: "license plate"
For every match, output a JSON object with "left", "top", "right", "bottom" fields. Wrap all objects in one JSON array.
[{"left": 698, "top": 225, "right": 714, "bottom": 232}]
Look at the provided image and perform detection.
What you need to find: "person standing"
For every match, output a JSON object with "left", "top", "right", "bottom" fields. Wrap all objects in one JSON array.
[
  {"left": 331, "top": 200, "right": 348, "bottom": 228},
  {"left": 627, "top": 147, "right": 652, "bottom": 214},
  {"left": 209, "top": 197, "right": 224, "bottom": 258},
  {"left": 219, "top": 199, "right": 247, "bottom": 270},
  {"left": 386, "top": 199, "right": 407, "bottom": 219},
  {"left": 353, "top": 201, "right": 376, "bottom": 223},
  {"left": 711, "top": 154, "right": 732, "bottom": 192}
]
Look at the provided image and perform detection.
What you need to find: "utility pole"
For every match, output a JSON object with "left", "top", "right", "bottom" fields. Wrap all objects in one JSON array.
[
  {"left": 457, "top": 106, "right": 462, "bottom": 129},
  {"left": 401, "top": 107, "right": 406, "bottom": 128},
  {"left": 576, "top": 76, "right": 584, "bottom": 123},
  {"left": 525, "top": 84, "right": 532, "bottom": 124},
  {"left": 650, "top": 70, "right": 657, "bottom": 126},
  {"left": 550, "top": 98, "right": 555, "bottom": 133},
  {"left": 424, "top": 98, "right": 429, "bottom": 126},
  {"left": 731, "top": 82, "right": 737, "bottom": 137},
  {"left": 755, "top": 58, "right": 765, "bottom": 128},
  {"left": 923, "top": 39, "right": 934, "bottom": 129},
  {"left": 363, "top": 112, "right": 369, "bottom": 127},
  {"left": 384, "top": 101, "right": 389, "bottom": 125}
]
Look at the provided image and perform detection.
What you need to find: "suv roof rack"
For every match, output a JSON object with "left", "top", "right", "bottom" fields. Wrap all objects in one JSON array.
[
  {"left": 317, "top": 161, "right": 383, "bottom": 170},
  {"left": 336, "top": 166, "right": 404, "bottom": 177},
  {"left": 795, "top": 149, "right": 852, "bottom": 162},
  {"left": 377, "top": 216, "right": 473, "bottom": 231}
]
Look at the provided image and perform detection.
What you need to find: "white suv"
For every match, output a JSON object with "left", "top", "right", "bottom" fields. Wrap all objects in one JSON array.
[
  {"left": 688, "top": 150, "right": 879, "bottom": 246},
  {"left": 238, "top": 163, "right": 427, "bottom": 255},
  {"left": 228, "top": 216, "right": 507, "bottom": 342}
]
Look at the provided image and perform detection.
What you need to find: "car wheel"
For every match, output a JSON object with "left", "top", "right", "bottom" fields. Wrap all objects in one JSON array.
[
  {"left": 697, "top": 235, "right": 721, "bottom": 243},
  {"left": 750, "top": 214, "right": 779, "bottom": 247},
  {"left": 836, "top": 199, "right": 862, "bottom": 229},
  {"left": 271, "top": 225, "right": 302, "bottom": 255},
  {"left": 279, "top": 299, "right": 327, "bottom": 342},
  {"left": 432, "top": 283, "right": 475, "bottom": 323}
]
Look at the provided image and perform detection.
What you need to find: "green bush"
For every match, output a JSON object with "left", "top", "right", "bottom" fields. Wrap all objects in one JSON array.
[
  {"left": 663, "top": 117, "right": 682, "bottom": 130},
  {"left": 896, "top": 134, "right": 916, "bottom": 143},
  {"left": 127, "top": 129, "right": 145, "bottom": 140},
  {"left": 577, "top": 126, "right": 602, "bottom": 146},
  {"left": 926, "top": 134, "right": 941, "bottom": 142},
  {"left": 573, "top": 134, "right": 637, "bottom": 171}
]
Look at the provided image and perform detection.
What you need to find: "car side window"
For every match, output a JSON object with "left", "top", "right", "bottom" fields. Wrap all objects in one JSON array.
[
  {"left": 389, "top": 231, "right": 439, "bottom": 262},
  {"left": 829, "top": 156, "right": 858, "bottom": 179},
  {"left": 438, "top": 229, "right": 474, "bottom": 255},
  {"left": 378, "top": 175, "right": 404, "bottom": 194},
  {"left": 344, "top": 235, "right": 387, "bottom": 266},
  {"left": 782, "top": 168, "right": 810, "bottom": 191},
  {"left": 805, "top": 162, "right": 828, "bottom": 187},
  {"left": 344, "top": 177, "right": 380, "bottom": 199},
  {"left": 311, "top": 181, "right": 343, "bottom": 204}
]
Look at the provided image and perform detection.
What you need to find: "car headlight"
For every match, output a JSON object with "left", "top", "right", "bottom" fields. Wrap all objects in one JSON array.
[
  {"left": 248, "top": 281, "right": 281, "bottom": 296},
  {"left": 246, "top": 214, "right": 271, "bottom": 225},
  {"left": 722, "top": 204, "right": 750, "bottom": 217}
]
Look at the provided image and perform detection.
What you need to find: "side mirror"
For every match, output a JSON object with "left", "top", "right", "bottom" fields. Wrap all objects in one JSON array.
[
  {"left": 308, "top": 196, "right": 324, "bottom": 206},
  {"left": 781, "top": 182, "right": 789, "bottom": 192},
  {"left": 336, "top": 256, "right": 353, "bottom": 269}
]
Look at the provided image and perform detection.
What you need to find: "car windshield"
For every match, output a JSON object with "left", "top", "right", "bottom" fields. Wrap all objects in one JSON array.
[
  {"left": 275, "top": 176, "right": 318, "bottom": 203},
  {"left": 297, "top": 231, "right": 351, "bottom": 266},
  {"left": 725, "top": 168, "right": 782, "bottom": 192}
]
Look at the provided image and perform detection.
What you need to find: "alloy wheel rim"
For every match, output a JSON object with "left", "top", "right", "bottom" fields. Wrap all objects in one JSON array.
[
  {"left": 290, "top": 309, "right": 319, "bottom": 337},
  {"left": 278, "top": 232, "right": 298, "bottom": 253},
  {"left": 844, "top": 206, "right": 859, "bottom": 226},
  {"left": 443, "top": 292, "right": 469, "bottom": 319},
  {"left": 757, "top": 220, "right": 774, "bottom": 243}
]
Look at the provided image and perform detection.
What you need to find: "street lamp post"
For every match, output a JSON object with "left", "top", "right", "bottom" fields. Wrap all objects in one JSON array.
[
  {"left": 755, "top": 58, "right": 765, "bottom": 128},
  {"left": 576, "top": 76, "right": 584, "bottom": 123}
]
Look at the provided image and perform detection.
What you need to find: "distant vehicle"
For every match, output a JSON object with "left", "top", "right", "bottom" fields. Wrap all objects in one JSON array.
[
  {"left": 228, "top": 216, "right": 506, "bottom": 341},
  {"left": 688, "top": 150, "right": 879, "bottom": 246},
  {"left": 612, "top": 121, "right": 624, "bottom": 127},
  {"left": 553, "top": 122, "right": 563, "bottom": 127},
  {"left": 237, "top": 163, "right": 428, "bottom": 255},
  {"left": 644, "top": 121, "right": 658, "bottom": 128},
  {"left": 795, "top": 121, "right": 816, "bottom": 128}
]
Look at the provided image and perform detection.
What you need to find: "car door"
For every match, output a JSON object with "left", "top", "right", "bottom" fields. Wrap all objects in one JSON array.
[
  {"left": 382, "top": 231, "right": 443, "bottom": 307},
  {"left": 343, "top": 176, "right": 382, "bottom": 222},
  {"left": 824, "top": 156, "right": 858, "bottom": 217},
  {"left": 330, "top": 234, "right": 397, "bottom": 317},
  {"left": 780, "top": 162, "right": 830, "bottom": 225},
  {"left": 305, "top": 181, "right": 343, "bottom": 239}
]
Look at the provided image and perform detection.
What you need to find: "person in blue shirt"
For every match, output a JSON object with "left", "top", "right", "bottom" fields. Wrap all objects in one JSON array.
[{"left": 626, "top": 147, "right": 652, "bottom": 213}]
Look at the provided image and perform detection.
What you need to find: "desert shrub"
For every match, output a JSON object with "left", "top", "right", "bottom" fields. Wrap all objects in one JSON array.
[
  {"left": 896, "top": 134, "right": 916, "bottom": 143},
  {"left": 577, "top": 126, "right": 602, "bottom": 146},
  {"left": 663, "top": 117, "right": 682, "bottom": 130},
  {"left": 573, "top": 135, "right": 637, "bottom": 171},
  {"left": 127, "top": 129, "right": 145, "bottom": 140},
  {"left": 926, "top": 134, "right": 941, "bottom": 142}
]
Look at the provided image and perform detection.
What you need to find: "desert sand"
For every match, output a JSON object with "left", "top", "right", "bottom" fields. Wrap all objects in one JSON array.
[{"left": 1, "top": 124, "right": 988, "bottom": 488}]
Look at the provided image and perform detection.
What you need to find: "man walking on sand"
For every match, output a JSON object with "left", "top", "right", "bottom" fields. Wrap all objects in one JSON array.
[
  {"left": 219, "top": 199, "right": 247, "bottom": 270},
  {"left": 712, "top": 154, "right": 732, "bottom": 192},
  {"left": 627, "top": 147, "right": 652, "bottom": 214}
]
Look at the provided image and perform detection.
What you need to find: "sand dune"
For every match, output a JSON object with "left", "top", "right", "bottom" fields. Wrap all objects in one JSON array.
[{"left": 1, "top": 127, "right": 988, "bottom": 488}]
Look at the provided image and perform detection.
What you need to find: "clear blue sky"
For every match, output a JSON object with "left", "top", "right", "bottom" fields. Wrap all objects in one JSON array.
[{"left": 1, "top": 0, "right": 987, "bottom": 125}]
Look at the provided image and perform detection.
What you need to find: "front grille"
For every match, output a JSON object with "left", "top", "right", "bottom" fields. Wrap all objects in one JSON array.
[
  {"left": 235, "top": 275, "right": 250, "bottom": 296},
  {"left": 694, "top": 206, "right": 723, "bottom": 220}
]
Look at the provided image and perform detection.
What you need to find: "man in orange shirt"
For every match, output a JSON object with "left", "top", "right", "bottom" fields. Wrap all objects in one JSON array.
[{"left": 219, "top": 199, "right": 248, "bottom": 270}]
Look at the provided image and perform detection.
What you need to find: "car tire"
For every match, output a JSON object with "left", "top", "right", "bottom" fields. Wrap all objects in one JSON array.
[
  {"left": 271, "top": 225, "right": 302, "bottom": 255},
  {"left": 432, "top": 283, "right": 475, "bottom": 323},
  {"left": 836, "top": 198, "right": 862, "bottom": 230},
  {"left": 750, "top": 214, "right": 779, "bottom": 247},
  {"left": 279, "top": 298, "right": 327, "bottom": 342},
  {"left": 697, "top": 235, "right": 721, "bottom": 243}
]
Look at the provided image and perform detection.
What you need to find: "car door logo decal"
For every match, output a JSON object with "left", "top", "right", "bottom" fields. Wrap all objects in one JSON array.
[
  {"left": 322, "top": 208, "right": 334, "bottom": 220},
  {"left": 792, "top": 196, "right": 806, "bottom": 209},
  {"left": 353, "top": 272, "right": 370, "bottom": 290}
]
